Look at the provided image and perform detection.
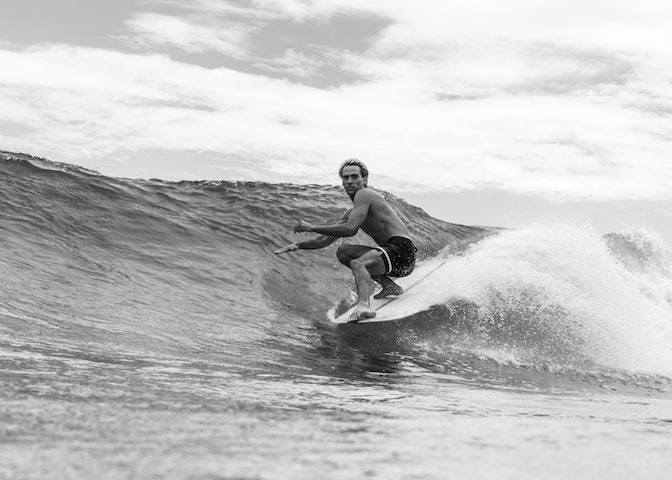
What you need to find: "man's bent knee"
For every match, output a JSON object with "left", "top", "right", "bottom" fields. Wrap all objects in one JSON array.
[
  {"left": 336, "top": 245, "right": 351, "bottom": 266},
  {"left": 351, "top": 251, "right": 386, "bottom": 276},
  {"left": 350, "top": 257, "right": 366, "bottom": 271}
]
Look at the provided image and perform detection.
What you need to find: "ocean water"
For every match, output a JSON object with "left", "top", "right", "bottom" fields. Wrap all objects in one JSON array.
[{"left": 1, "top": 151, "right": 672, "bottom": 480}]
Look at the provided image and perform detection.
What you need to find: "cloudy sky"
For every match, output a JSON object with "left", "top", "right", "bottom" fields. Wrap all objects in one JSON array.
[{"left": 1, "top": 0, "right": 672, "bottom": 239}]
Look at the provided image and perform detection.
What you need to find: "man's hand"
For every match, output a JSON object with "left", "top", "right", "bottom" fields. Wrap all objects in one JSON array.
[
  {"left": 293, "top": 219, "right": 313, "bottom": 233},
  {"left": 275, "top": 243, "right": 299, "bottom": 255}
]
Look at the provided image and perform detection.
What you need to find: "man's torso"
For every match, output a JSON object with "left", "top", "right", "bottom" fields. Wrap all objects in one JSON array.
[{"left": 350, "top": 189, "right": 411, "bottom": 245}]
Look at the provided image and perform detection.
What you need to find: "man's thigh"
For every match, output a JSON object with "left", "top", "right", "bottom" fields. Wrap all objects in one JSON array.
[
  {"left": 354, "top": 248, "right": 387, "bottom": 276},
  {"left": 337, "top": 244, "right": 375, "bottom": 266}
]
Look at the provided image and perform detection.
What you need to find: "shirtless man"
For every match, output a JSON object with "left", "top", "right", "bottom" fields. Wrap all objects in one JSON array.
[{"left": 275, "top": 158, "right": 416, "bottom": 322}]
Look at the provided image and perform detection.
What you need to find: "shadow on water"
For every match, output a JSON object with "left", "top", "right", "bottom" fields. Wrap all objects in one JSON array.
[{"left": 303, "top": 303, "right": 470, "bottom": 381}]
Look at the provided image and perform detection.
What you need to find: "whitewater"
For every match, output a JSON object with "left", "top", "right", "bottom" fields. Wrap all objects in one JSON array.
[{"left": 1, "top": 150, "right": 671, "bottom": 479}]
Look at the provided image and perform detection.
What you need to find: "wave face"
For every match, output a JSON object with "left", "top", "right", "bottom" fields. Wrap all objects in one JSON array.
[
  {"left": 0, "top": 152, "right": 488, "bottom": 370},
  {"left": 2, "top": 151, "right": 672, "bottom": 391}
]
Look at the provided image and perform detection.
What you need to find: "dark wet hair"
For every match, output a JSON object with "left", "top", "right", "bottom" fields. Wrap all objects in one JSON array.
[{"left": 338, "top": 158, "right": 369, "bottom": 179}]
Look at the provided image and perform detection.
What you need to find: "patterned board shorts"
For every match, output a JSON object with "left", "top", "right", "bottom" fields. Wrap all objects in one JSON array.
[{"left": 374, "top": 236, "right": 417, "bottom": 278}]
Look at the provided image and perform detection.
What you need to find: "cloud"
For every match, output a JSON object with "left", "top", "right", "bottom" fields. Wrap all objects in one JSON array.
[
  {"left": 0, "top": 43, "right": 336, "bottom": 164},
  {"left": 122, "top": 0, "right": 360, "bottom": 57},
  {"left": 123, "top": 12, "right": 254, "bottom": 57},
  {"left": 121, "top": 1, "right": 391, "bottom": 87},
  {"left": 1, "top": 1, "right": 672, "bottom": 202}
]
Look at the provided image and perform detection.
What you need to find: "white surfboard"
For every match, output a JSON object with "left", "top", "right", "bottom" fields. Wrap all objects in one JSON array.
[{"left": 331, "top": 255, "right": 449, "bottom": 324}]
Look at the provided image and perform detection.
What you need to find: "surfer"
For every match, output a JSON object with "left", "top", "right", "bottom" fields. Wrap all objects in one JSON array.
[{"left": 275, "top": 158, "right": 416, "bottom": 322}]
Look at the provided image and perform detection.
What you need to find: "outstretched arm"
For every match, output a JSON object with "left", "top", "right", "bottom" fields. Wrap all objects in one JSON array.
[
  {"left": 275, "top": 210, "right": 348, "bottom": 255},
  {"left": 274, "top": 234, "right": 338, "bottom": 255},
  {"left": 294, "top": 191, "right": 370, "bottom": 237}
]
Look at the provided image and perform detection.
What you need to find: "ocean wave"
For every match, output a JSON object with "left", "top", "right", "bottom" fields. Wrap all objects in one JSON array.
[{"left": 2, "top": 151, "right": 672, "bottom": 387}]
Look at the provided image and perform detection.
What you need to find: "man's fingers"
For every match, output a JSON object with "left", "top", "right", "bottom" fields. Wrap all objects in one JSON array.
[{"left": 275, "top": 244, "right": 297, "bottom": 254}]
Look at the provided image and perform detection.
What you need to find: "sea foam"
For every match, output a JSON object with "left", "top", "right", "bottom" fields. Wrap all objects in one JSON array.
[{"left": 427, "top": 224, "right": 672, "bottom": 376}]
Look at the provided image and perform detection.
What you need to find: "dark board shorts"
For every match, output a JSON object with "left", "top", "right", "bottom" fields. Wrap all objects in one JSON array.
[{"left": 374, "top": 236, "right": 416, "bottom": 277}]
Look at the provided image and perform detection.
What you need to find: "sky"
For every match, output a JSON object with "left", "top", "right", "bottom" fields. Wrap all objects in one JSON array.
[{"left": 1, "top": 0, "right": 672, "bottom": 241}]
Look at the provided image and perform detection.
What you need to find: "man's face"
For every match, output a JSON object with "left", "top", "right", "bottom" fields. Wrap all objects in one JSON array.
[{"left": 341, "top": 165, "right": 366, "bottom": 197}]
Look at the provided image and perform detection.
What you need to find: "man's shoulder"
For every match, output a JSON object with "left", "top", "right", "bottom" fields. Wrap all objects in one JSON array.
[{"left": 353, "top": 188, "right": 383, "bottom": 202}]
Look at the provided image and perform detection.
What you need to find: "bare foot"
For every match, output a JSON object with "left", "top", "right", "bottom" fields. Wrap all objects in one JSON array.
[
  {"left": 374, "top": 282, "right": 403, "bottom": 299},
  {"left": 349, "top": 305, "right": 376, "bottom": 323}
]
